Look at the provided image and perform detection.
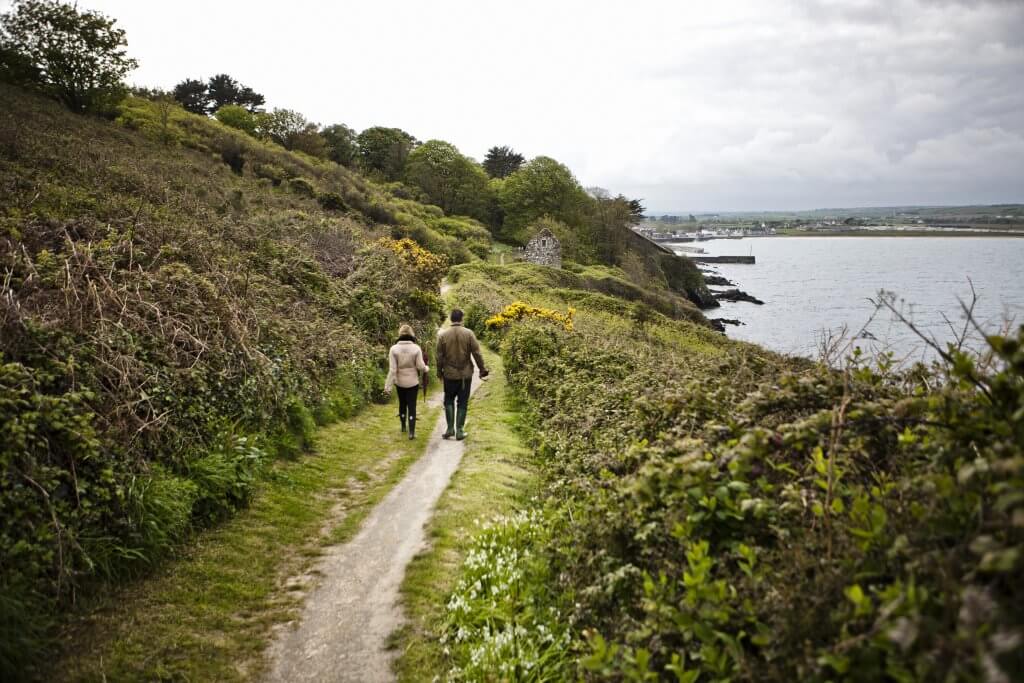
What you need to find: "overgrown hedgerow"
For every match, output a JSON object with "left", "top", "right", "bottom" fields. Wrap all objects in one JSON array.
[{"left": 442, "top": 265, "right": 1023, "bottom": 682}]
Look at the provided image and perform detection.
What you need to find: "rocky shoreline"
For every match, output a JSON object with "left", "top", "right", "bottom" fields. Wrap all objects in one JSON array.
[{"left": 697, "top": 265, "right": 764, "bottom": 332}]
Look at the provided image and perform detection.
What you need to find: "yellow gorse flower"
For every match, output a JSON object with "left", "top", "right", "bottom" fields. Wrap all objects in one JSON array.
[
  {"left": 376, "top": 237, "right": 448, "bottom": 289},
  {"left": 485, "top": 301, "right": 575, "bottom": 332}
]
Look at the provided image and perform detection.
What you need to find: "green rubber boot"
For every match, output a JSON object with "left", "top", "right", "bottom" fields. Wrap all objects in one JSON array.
[
  {"left": 442, "top": 405, "right": 455, "bottom": 439},
  {"left": 455, "top": 405, "right": 468, "bottom": 441}
]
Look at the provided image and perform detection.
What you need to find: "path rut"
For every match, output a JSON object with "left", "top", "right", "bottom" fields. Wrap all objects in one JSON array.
[{"left": 264, "top": 376, "right": 480, "bottom": 682}]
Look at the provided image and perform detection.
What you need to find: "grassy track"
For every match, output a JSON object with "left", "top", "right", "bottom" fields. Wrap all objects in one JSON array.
[
  {"left": 392, "top": 350, "right": 538, "bottom": 681},
  {"left": 52, "top": 400, "right": 439, "bottom": 682}
]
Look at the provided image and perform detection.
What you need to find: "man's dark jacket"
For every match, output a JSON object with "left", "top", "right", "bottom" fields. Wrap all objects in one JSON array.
[{"left": 436, "top": 323, "right": 487, "bottom": 380}]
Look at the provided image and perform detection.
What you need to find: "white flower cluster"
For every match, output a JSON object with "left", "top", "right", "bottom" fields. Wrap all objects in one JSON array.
[{"left": 440, "top": 509, "right": 570, "bottom": 680}]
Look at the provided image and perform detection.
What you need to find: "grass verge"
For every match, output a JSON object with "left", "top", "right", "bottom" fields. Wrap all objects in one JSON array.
[
  {"left": 50, "top": 399, "right": 440, "bottom": 682},
  {"left": 391, "top": 349, "right": 539, "bottom": 681}
]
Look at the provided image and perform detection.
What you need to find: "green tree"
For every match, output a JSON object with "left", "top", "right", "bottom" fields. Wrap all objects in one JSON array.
[
  {"left": 586, "top": 189, "right": 638, "bottom": 265},
  {"left": 287, "top": 126, "right": 328, "bottom": 158},
  {"left": 404, "top": 140, "right": 492, "bottom": 221},
  {"left": 0, "top": 43, "right": 41, "bottom": 86},
  {"left": 482, "top": 145, "right": 525, "bottom": 178},
  {"left": 214, "top": 104, "right": 257, "bottom": 136},
  {"left": 172, "top": 78, "right": 208, "bottom": 114},
  {"left": 256, "top": 107, "right": 326, "bottom": 157},
  {"left": 321, "top": 123, "right": 358, "bottom": 167},
  {"left": 498, "top": 156, "right": 590, "bottom": 243},
  {"left": 207, "top": 73, "right": 264, "bottom": 113},
  {"left": 0, "top": 0, "right": 137, "bottom": 113},
  {"left": 356, "top": 126, "right": 417, "bottom": 180}
]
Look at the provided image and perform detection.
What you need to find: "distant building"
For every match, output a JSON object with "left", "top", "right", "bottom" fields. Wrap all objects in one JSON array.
[{"left": 523, "top": 227, "right": 561, "bottom": 268}]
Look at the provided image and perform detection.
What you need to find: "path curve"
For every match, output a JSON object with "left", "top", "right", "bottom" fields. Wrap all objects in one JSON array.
[{"left": 264, "top": 375, "right": 481, "bottom": 682}]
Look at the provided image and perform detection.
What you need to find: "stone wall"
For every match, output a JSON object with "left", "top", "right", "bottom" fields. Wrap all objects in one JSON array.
[{"left": 524, "top": 229, "right": 561, "bottom": 268}]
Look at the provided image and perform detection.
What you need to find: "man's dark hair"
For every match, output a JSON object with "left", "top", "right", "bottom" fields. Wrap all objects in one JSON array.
[{"left": 450, "top": 309, "right": 464, "bottom": 322}]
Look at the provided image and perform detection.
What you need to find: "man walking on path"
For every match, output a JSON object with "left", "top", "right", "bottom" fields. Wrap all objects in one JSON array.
[{"left": 436, "top": 309, "right": 488, "bottom": 440}]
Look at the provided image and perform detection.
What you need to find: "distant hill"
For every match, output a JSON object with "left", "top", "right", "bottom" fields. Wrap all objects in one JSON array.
[{"left": 651, "top": 204, "right": 1024, "bottom": 222}]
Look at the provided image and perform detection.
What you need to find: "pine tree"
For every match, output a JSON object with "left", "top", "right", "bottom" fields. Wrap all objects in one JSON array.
[{"left": 482, "top": 145, "right": 525, "bottom": 179}]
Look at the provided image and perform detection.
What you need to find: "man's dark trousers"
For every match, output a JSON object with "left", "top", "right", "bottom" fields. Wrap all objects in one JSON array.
[{"left": 443, "top": 378, "right": 472, "bottom": 412}]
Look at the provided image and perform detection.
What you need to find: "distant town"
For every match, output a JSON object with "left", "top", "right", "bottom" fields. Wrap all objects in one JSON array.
[{"left": 637, "top": 204, "right": 1024, "bottom": 241}]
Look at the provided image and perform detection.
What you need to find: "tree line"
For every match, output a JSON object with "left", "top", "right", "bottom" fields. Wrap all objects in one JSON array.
[{"left": 1, "top": 0, "right": 646, "bottom": 265}]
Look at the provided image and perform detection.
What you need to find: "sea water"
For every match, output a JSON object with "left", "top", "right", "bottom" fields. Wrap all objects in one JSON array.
[{"left": 682, "top": 236, "right": 1024, "bottom": 361}]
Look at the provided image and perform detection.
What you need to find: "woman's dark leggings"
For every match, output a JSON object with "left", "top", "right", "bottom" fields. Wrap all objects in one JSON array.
[{"left": 396, "top": 385, "right": 419, "bottom": 424}]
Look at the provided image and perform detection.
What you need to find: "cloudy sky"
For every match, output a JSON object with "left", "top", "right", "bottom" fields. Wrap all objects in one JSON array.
[{"left": 17, "top": 0, "right": 1024, "bottom": 212}]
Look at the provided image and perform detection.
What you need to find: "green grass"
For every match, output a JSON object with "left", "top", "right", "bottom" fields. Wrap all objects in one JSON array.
[
  {"left": 488, "top": 241, "right": 522, "bottom": 265},
  {"left": 50, "top": 398, "right": 439, "bottom": 682},
  {"left": 392, "top": 349, "right": 539, "bottom": 681}
]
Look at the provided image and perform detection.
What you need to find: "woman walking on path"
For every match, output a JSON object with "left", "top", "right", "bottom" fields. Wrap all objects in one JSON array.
[{"left": 385, "top": 324, "right": 429, "bottom": 439}]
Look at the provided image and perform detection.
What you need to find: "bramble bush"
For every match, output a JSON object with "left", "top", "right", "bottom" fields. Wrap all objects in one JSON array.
[{"left": 442, "top": 266, "right": 1023, "bottom": 682}]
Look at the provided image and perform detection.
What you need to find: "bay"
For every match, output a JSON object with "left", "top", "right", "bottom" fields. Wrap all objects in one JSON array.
[{"left": 680, "top": 236, "right": 1024, "bottom": 361}]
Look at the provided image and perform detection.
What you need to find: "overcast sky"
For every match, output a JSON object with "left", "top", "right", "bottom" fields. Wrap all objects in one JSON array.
[{"left": 12, "top": 0, "right": 1024, "bottom": 212}]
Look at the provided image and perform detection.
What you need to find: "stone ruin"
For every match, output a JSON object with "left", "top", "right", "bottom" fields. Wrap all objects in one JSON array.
[{"left": 523, "top": 227, "right": 561, "bottom": 268}]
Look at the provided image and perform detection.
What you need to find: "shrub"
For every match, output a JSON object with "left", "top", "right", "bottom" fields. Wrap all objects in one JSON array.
[
  {"left": 376, "top": 237, "right": 449, "bottom": 291},
  {"left": 317, "top": 191, "right": 347, "bottom": 212},
  {"left": 220, "top": 139, "right": 245, "bottom": 174},
  {"left": 287, "top": 177, "right": 315, "bottom": 197},
  {"left": 443, "top": 256, "right": 1024, "bottom": 682},
  {"left": 485, "top": 301, "right": 575, "bottom": 332},
  {"left": 214, "top": 104, "right": 258, "bottom": 136},
  {"left": 253, "top": 162, "right": 287, "bottom": 186}
]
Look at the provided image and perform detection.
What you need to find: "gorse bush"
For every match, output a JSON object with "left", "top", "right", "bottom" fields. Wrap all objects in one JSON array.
[
  {"left": 447, "top": 261, "right": 711, "bottom": 333},
  {"left": 485, "top": 301, "right": 575, "bottom": 332},
  {"left": 443, "top": 263, "right": 1024, "bottom": 682}
]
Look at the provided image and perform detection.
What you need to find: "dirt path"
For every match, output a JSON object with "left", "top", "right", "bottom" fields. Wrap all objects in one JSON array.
[{"left": 264, "top": 375, "right": 480, "bottom": 682}]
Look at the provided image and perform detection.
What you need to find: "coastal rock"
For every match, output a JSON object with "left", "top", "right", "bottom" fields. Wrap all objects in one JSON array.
[
  {"left": 686, "top": 287, "right": 720, "bottom": 309},
  {"left": 713, "top": 289, "right": 765, "bottom": 305},
  {"left": 709, "top": 317, "right": 745, "bottom": 333},
  {"left": 703, "top": 274, "right": 735, "bottom": 287}
]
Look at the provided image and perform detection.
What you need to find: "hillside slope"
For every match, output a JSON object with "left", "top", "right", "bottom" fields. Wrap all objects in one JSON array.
[{"left": 0, "top": 84, "right": 465, "bottom": 674}]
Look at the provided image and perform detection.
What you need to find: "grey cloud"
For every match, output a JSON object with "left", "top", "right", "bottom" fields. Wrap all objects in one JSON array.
[
  {"left": 618, "top": 0, "right": 1024, "bottom": 209},
  {"left": 50, "top": 0, "right": 1024, "bottom": 212}
]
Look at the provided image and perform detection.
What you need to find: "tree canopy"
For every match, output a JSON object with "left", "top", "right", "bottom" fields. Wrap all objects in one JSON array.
[
  {"left": 0, "top": 0, "right": 137, "bottom": 113},
  {"left": 356, "top": 126, "right": 417, "bottom": 181},
  {"left": 257, "top": 108, "right": 326, "bottom": 158},
  {"left": 482, "top": 145, "right": 525, "bottom": 179},
  {"left": 172, "top": 73, "right": 264, "bottom": 115},
  {"left": 321, "top": 123, "right": 358, "bottom": 167},
  {"left": 586, "top": 190, "right": 643, "bottom": 265},
  {"left": 404, "top": 140, "right": 492, "bottom": 221},
  {"left": 171, "top": 78, "right": 208, "bottom": 114},
  {"left": 206, "top": 73, "right": 264, "bottom": 113},
  {"left": 498, "top": 156, "right": 590, "bottom": 243}
]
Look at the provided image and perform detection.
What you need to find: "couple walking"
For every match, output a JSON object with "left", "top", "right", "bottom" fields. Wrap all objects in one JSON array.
[{"left": 384, "top": 309, "right": 489, "bottom": 441}]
